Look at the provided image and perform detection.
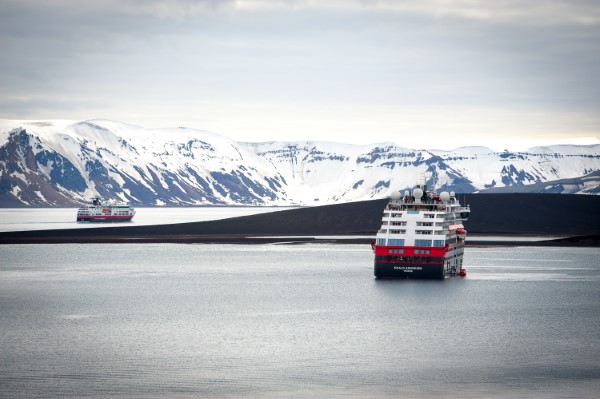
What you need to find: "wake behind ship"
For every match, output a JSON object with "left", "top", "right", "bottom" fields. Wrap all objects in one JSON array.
[
  {"left": 372, "top": 185, "right": 470, "bottom": 279},
  {"left": 76, "top": 197, "right": 135, "bottom": 222}
]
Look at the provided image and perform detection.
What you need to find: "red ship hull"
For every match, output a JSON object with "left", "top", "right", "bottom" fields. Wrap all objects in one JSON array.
[{"left": 373, "top": 244, "right": 464, "bottom": 279}]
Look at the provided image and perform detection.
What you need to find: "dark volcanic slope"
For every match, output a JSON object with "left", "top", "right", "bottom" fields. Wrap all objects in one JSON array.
[
  {"left": 0, "top": 194, "right": 599, "bottom": 244},
  {"left": 462, "top": 193, "right": 600, "bottom": 235}
]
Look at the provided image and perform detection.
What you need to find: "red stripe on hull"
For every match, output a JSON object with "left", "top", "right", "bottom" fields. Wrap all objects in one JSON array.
[{"left": 374, "top": 245, "right": 446, "bottom": 257}]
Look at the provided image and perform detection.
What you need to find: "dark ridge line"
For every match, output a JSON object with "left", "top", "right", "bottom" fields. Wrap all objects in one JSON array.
[{"left": 0, "top": 194, "right": 599, "bottom": 245}]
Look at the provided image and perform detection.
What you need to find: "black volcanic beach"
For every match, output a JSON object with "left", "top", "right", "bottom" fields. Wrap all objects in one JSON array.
[{"left": 1, "top": 194, "right": 599, "bottom": 246}]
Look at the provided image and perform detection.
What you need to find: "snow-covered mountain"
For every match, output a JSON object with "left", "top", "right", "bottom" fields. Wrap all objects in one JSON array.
[{"left": 1, "top": 119, "right": 599, "bottom": 207}]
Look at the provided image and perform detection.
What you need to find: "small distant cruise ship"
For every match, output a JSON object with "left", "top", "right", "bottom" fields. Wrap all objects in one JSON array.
[
  {"left": 372, "top": 183, "right": 470, "bottom": 279},
  {"left": 76, "top": 197, "right": 135, "bottom": 222}
]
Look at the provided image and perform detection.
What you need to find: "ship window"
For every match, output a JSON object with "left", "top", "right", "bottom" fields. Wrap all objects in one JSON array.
[
  {"left": 388, "top": 239, "right": 404, "bottom": 246},
  {"left": 433, "top": 240, "right": 445, "bottom": 247},
  {"left": 415, "top": 239, "right": 432, "bottom": 247},
  {"left": 425, "top": 250, "right": 430, "bottom": 255}
]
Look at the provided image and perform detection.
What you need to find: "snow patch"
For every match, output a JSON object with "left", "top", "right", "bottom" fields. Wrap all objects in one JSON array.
[{"left": 34, "top": 190, "right": 46, "bottom": 201}]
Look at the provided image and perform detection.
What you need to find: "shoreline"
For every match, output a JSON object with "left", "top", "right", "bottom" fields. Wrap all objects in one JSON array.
[{"left": 0, "top": 233, "right": 598, "bottom": 247}]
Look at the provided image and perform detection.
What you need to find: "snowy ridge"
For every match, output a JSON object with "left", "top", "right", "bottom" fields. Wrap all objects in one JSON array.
[{"left": 1, "top": 119, "right": 599, "bottom": 207}]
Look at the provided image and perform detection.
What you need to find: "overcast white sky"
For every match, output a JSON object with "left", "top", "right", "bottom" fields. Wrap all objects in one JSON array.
[{"left": 1, "top": 0, "right": 599, "bottom": 150}]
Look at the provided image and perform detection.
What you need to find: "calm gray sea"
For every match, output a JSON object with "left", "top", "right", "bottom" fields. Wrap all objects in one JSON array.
[
  {"left": 1, "top": 243, "right": 599, "bottom": 398},
  {"left": 0, "top": 207, "right": 294, "bottom": 233}
]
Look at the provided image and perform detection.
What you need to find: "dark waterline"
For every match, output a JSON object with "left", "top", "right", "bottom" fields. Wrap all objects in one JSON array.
[{"left": 1, "top": 244, "right": 599, "bottom": 398}]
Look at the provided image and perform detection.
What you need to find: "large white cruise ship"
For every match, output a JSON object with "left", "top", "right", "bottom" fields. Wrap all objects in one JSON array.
[{"left": 372, "top": 184, "right": 470, "bottom": 279}]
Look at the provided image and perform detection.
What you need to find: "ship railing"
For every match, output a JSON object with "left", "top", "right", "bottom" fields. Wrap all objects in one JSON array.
[
  {"left": 453, "top": 206, "right": 470, "bottom": 212},
  {"left": 389, "top": 203, "right": 451, "bottom": 212}
]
